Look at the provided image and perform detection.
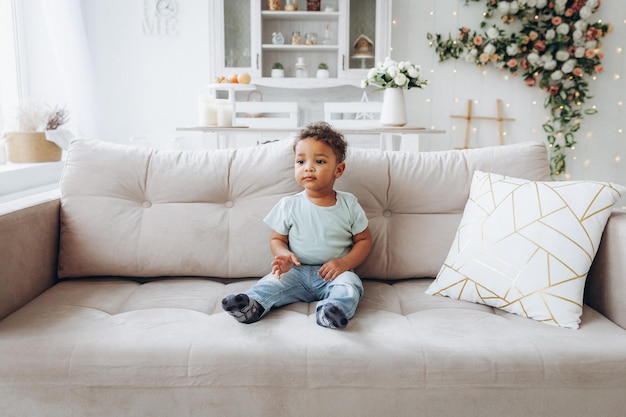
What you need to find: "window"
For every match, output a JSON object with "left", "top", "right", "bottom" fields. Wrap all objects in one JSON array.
[{"left": 0, "top": 0, "right": 21, "bottom": 131}]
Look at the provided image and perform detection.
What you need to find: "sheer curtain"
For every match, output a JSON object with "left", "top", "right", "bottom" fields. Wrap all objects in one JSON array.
[
  {"left": 40, "top": 0, "right": 99, "bottom": 139},
  {"left": 0, "top": 0, "right": 21, "bottom": 132}
]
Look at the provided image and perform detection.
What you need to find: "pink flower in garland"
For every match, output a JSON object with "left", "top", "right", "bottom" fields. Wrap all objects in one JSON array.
[
  {"left": 547, "top": 85, "right": 561, "bottom": 96},
  {"left": 533, "top": 40, "right": 547, "bottom": 53},
  {"left": 572, "top": 0, "right": 594, "bottom": 13}
]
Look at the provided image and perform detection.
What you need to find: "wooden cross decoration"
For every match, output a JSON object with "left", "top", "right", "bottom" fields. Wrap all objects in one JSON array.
[{"left": 451, "top": 99, "right": 515, "bottom": 149}]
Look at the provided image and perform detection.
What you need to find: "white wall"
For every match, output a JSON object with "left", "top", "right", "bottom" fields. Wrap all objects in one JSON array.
[
  {"left": 80, "top": 0, "right": 210, "bottom": 145},
  {"left": 17, "top": 0, "right": 626, "bottom": 201}
]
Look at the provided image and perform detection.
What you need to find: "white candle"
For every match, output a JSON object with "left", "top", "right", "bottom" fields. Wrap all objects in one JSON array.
[
  {"left": 0, "top": 141, "right": 6, "bottom": 164},
  {"left": 198, "top": 95, "right": 217, "bottom": 126},
  {"left": 217, "top": 100, "right": 233, "bottom": 127}
]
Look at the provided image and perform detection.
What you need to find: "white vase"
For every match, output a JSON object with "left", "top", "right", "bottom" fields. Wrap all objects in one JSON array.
[{"left": 380, "top": 87, "right": 407, "bottom": 127}]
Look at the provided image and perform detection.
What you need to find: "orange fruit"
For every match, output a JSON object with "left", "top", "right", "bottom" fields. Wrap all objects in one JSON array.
[
  {"left": 227, "top": 74, "right": 239, "bottom": 83},
  {"left": 237, "top": 73, "right": 251, "bottom": 84}
]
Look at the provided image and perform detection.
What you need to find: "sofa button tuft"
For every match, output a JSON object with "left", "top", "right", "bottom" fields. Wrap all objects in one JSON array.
[
  {"left": 383, "top": 210, "right": 392, "bottom": 217},
  {"left": 142, "top": 201, "right": 152, "bottom": 208},
  {"left": 225, "top": 201, "right": 234, "bottom": 208}
]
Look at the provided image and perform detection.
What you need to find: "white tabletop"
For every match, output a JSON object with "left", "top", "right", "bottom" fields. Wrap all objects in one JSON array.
[{"left": 176, "top": 125, "right": 445, "bottom": 135}]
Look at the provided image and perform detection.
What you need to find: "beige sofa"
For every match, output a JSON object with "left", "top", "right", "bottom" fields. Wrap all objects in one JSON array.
[{"left": 1, "top": 138, "right": 625, "bottom": 417}]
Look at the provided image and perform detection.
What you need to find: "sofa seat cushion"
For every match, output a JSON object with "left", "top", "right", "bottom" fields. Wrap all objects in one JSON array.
[{"left": 1, "top": 278, "right": 626, "bottom": 416}]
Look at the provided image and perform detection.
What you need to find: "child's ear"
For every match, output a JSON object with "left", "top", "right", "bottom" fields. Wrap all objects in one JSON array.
[{"left": 335, "top": 161, "right": 346, "bottom": 178}]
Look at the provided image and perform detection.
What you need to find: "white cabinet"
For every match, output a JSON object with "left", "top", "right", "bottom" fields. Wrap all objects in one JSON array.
[{"left": 208, "top": 0, "right": 391, "bottom": 87}]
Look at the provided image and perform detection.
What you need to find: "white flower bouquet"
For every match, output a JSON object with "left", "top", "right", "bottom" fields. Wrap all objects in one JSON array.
[{"left": 361, "top": 57, "right": 428, "bottom": 90}]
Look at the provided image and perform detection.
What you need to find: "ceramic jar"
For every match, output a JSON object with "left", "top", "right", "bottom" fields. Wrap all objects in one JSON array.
[
  {"left": 307, "top": 0, "right": 320, "bottom": 11},
  {"left": 267, "top": 0, "right": 280, "bottom": 11}
]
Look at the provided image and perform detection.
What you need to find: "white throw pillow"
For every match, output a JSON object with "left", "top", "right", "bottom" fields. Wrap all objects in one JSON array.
[{"left": 426, "top": 171, "right": 625, "bottom": 329}]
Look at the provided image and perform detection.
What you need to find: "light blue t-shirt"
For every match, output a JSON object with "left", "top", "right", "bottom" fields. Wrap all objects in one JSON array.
[{"left": 264, "top": 190, "right": 369, "bottom": 265}]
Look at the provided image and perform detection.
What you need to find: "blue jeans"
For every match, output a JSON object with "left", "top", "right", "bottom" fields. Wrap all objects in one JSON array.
[{"left": 247, "top": 265, "right": 364, "bottom": 319}]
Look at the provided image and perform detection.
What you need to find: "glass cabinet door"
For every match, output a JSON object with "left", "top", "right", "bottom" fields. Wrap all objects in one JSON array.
[
  {"left": 209, "top": 0, "right": 260, "bottom": 79},
  {"left": 347, "top": 0, "right": 376, "bottom": 70},
  {"left": 224, "top": 0, "right": 253, "bottom": 70},
  {"left": 339, "top": 0, "right": 391, "bottom": 78}
]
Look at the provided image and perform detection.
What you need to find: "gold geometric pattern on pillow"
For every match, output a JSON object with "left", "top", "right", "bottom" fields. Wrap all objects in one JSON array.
[{"left": 426, "top": 171, "right": 625, "bottom": 329}]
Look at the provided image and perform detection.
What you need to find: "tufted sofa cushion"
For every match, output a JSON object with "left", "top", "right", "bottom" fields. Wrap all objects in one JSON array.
[
  {"left": 58, "top": 139, "right": 550, "bottom": 280},
  {"left": 339, "top": 142, "right": 551, "bottom": 278},
  {"left": 3, "top": 276, "right": 626, "bottom": 417},
  {"left": 59, "top": 140, "right": 298, "bottom": 279}
]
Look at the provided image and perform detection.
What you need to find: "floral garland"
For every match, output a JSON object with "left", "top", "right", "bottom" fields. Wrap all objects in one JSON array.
[{"left": 427, "top": 0, "right": 611, "bottom": 176}]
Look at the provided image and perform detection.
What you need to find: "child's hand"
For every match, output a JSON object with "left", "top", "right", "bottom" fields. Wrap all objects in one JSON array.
[
  {"left": 271, "top": 254, "right": 301, "bottom": 279},
  {"left": 318, "top": 259, "right": 349, "bottom": 282}
]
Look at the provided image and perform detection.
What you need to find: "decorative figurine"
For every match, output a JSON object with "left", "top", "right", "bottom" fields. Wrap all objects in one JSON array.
[
  {"left": 353, "top": 34, "right": 374, "bottom": 56},
  {"left": 351, "top": 34, "right": 375, "bottom": 69},
  {"left": 295, "top": 57, "right": 308, "bottom": 78}
]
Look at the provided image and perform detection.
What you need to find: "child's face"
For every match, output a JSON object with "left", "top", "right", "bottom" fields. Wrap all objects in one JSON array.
[{"left": 294, "top": 137, "right": 345, "bottom": 196}]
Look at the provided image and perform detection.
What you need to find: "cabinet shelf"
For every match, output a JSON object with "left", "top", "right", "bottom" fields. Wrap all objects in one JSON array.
[
  {"left": 261, "top": 11, "right": 340, "bottom": 21},
  {"left": 206, "top": 78, "right": 361, "bottom": 90},
  {"left": 262, "top": 44, "right": 339, "bottom": 52},
  {"left": 207, "top": 83, "right": 257, "bottom": 91},
  {"left": 252, "top": 77, "right": 361, "bottom": 89}
]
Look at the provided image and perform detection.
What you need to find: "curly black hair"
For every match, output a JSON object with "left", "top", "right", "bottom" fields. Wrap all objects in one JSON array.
[{"left": 295, "top": 121, "right": 347, "bottom": 163}]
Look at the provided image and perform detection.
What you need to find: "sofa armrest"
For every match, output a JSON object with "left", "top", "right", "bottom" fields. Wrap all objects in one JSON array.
[
  {"left": 0, "top": 191, "right": 60, "bottom": 321},
  {"left": 585, "top": 210, "right": 626, "bottom": 330}
]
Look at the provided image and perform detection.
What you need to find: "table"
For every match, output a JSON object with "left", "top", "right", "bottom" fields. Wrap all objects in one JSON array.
[{"left": 175, "top": 126, "right": 445, "bottom": 151}]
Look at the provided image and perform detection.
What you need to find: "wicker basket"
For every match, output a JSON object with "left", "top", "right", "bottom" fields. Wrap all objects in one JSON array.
[{"left": 4, "top": 132, "right": 62, "bottom": 163}]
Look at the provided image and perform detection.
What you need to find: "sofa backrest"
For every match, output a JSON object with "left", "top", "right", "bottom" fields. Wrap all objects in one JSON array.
[{"left": 58, "top": 139, "right": 550, "bottom": 280}]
